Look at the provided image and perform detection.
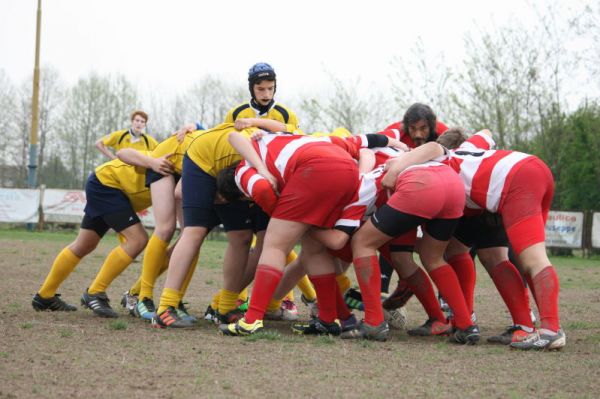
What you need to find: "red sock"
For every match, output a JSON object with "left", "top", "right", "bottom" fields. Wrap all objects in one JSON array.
[
  {"left": 245, "top": 264, "right": 283, "bottom": 323},
  {"left": 388, "top": 278, "right": 414, "bottom": 308},
  {"left": 525, "top": 274, "right": 540, "bottom": 311},
  {"left": 532, "top": 266, "right": 560, "bottom": 332},
  {"left": 405, "top": 267, "right": 446, "bottom": 322},
  {"left": 429, "top": 264, "right": 472, "bottom": 330},
  {"left": 489, "top": 261, "right": 534, "bottom": 328},
  {"left": 335, "top": 283, "right": 352, "bottom": 321},
  {"left": 353, "top": 256, "right": 384, "bottom": 326},
  {"left": 309, "top": 273, "right": 337, "bottom": 323},
  {"left": 447, "top": 253, "right": 476, "bottom": 314}
]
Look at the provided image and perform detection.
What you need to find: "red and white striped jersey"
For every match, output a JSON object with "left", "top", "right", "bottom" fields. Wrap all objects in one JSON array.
[
  {"left": 249, "top": 133, "right": 370, "bottom": 188},
  {"left": 234, "top": 133, "right": 371, "bottom": 214},
  {"left": 378, "top": 120, "right": 449, "bottom": 149},
  {"left": 445, "top": 131, "right": 535, "bottom": 212}
]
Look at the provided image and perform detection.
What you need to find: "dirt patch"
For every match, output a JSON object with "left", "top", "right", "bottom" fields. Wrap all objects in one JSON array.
[{"left": 1, "top": 232, "right": 599, "bottom": 398}]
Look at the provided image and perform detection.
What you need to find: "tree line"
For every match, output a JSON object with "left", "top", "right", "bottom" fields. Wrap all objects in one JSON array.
[{"left": 1, "top": 2, "right": 599, "bottom": 212}]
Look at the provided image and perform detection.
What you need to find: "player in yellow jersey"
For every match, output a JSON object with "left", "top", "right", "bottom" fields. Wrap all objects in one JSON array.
[
  {"left": 31, "top": 154, "right": 172, "bottom": 317},
  {"left": 225, "top": 62, "right": 299, "bottom": 129},
  {"left": 117, "top": 131, "right": 203, "bottom": 322},
  {"left": 151, "top": 120, "right": 292, "bottom": 328},
  {"left": 95, "top": 110, "right": 159, "bottom": 160}
]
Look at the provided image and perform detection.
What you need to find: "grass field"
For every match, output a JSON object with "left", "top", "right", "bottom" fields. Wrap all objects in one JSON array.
[{"left": 1, "top": 229, "right": 599, "bottom": 398}]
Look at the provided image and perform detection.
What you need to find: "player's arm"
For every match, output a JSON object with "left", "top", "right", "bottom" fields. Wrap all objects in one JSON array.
[
  {"left": 116, "top": 148, "right": 174, "bottom": 176},
  {"left": 234, "top": 118, "right": 286, "bottom": 133},
  {"left": 228, "top": 132, "right": 277, "bottom": 189},
  {"left": 381, "top": 142, "right": 445, "bottom": 189},
  {"left": 234, "top": 164, "right": 278, "bottom": 215},
  {"left": 95, "top": 137, "right": 117, "bottom": 160},
  {"left": 358, "top": 149, "right": 375, "bottom": 173}
]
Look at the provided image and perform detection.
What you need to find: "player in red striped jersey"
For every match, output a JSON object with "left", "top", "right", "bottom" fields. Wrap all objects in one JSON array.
[
  {"left": 217, "top": 132, "right": 404, "bottom": 336},
  {"left": 385, "top": 129, "right": 565, "bottom": 350},
  {"left": 378, "top": 103, "right": 448, "bottom": 149}
]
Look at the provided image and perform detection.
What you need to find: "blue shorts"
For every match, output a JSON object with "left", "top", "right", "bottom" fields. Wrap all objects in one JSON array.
[
  {"left": 182, "top": 156, "right": 269, "bottom": 232},
  {"left": 84, "top": 173, "right": 134, "bottom": 218},
  {"left": 145, "top": 169, "right": 181, "bottom": 188}
]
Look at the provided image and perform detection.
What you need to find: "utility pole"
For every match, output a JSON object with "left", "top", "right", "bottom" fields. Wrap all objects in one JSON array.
[{"left": 28, "top": 0, "right": 42, "bottom": 189}]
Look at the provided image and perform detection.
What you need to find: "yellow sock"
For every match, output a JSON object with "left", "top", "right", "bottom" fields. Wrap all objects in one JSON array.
[
  {"left": 218, "top": 289, "right": 239, "bottom": 315},
  {"left": 285, "top": 290, "right": 295, "bottom": 302},
  {"left": 267, "top": 298, "right": 282, "bottom": 312},
  {"left": 286, "top": 250, "right": 297, "bottom": 264},
  {"left": 139, "top": 235, "right": 169, "bottom": 300},
  {"left": 157, "top": 287, "right": 180, "bottom": 314},
  {"left": 129, "top": 277, "right": 142, "bottom": 296},
  {"left": 211, "top": 290, "right": 222, "bottom": 310},
  {"left": 297, "top": 274, "right": 316, "bottom": 301},
  {"left": 38, "top": 247, "right": 81, "bottom": 298},
  {"left": 180, "top": 252, "right": 199, "bottom": 298},
  {"left": 336, "top": 273, "right": 352, "bottom": 294},
  {"left": 237, "top": 287, "right": 248, "bottom": 302},
  {"left": 118, "top": 233, "right": 126, "bottom": 244},
  {"left": 88, "top": 246, "right": 133, "bottom": 294}
]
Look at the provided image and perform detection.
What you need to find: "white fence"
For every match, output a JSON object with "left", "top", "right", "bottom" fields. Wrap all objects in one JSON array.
[
  {"left": 1, "top": 187, "right": 599, "bottom": 248},
  {"left": 0, "top": 187, "right": 155, "bottom": 227}
]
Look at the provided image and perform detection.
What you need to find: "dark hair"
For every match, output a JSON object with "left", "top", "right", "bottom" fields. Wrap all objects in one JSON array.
[
  {"left": 402, "top": 103, "right": 437, "bottom": 143},
  {"left": 216, "top": 162, "right": 244, "bottom": 202},
  {"left": 436, "top": 128, "right": 467, "bottom": 149},
  {"left": 248, "top": 62, "right": 277, "bottom": 99}
]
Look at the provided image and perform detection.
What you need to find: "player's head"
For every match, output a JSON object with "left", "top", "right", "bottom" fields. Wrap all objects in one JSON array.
[
  {"left": 217, "top": 162, "right": 245, "bottom": 202},
  {"left": 402, "top": 103, "right": 437, "bottom": 147},
  {"left": 130, "top": 110, "right": 148, "bottom": 134},
  {"left": 436, "top": 127, "right": 467, "bottom": 149},
  {"left": 248, "top": 62, "right": 276, "bottom": 106}
]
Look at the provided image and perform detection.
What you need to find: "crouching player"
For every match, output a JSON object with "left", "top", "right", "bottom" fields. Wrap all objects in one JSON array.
[
  {"left": 387, "top": 128, "right": 565, "bottom": 350},
  {"left": 32, "top": 153, "right": 173, "bottom": 317}
]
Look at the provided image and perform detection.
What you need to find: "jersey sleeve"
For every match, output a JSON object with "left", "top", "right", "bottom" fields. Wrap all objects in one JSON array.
[
  {"left": 224, "top": 107, "right": 235, "bottom": 124},
  {"left": 286, "top": 109, "right": 300, "bottom": 130},
  {"left": 102, "top": 131, "right": 120, "bottom": 148},
  {"left": 235, "top": 162, "right": 278, "bottom": 215},
  {"left": 146, "top": 135, "right": 159, "bottom": 150}
]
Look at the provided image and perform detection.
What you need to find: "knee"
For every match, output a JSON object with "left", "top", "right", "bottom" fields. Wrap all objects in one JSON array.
[
  {"left": 227, "top": 230, "right": 253, "bottom": 248},
  {"left": 126, "top": 231, "right": 149, "bottom": 255},
  {"left": 419, "top": 252, "right": 445, "bottom": 269},
  {"left": 69, "top": 241, "right": 97, "bottom": 258},
  {"left": 154, "top": 224, "right": 176, "bottom": 242}
]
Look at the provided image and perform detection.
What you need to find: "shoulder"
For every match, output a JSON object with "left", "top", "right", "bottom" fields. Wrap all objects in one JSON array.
[
  {"left": 273, "top": 103, "right": 297, "bottom": 124},
  {"left": 227, "top": 102, "right": 252, "bottom": 121}
]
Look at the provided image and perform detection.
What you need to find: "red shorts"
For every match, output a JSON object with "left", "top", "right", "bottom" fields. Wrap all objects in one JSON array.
[
  {"left": 272, "top": 158, "right": 358, "bottom": 228},
  {"left": 387, "top": 166, "right": 465, "bottom": 219},
  {"left": 499, "top": 158, "right": 554, "bottom": 255}
]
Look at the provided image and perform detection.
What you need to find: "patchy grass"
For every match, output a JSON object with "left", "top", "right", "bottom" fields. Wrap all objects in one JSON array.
[{"left": 1, "top": 231, "right": 599, "bottom": 398}]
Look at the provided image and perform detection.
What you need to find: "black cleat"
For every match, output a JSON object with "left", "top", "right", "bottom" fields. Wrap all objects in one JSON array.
[
  {"left": 32, "top": 293, "right": 77, "bottom": 312},
  {"left": 81, "top": 289, "right": 118, "bottom": 318},
  {"left": 450, "top": 324, "right": 480, "bottom": 345},
  {"left": 340, "top": 320, "right": 389, "bottom": 341},
  {"left": 292, "top": 318, "right": 341, "bottom": 336}
]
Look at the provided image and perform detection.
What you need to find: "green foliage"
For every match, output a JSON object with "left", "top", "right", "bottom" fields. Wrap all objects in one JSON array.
[{"left": 108, "top": 320, "right": 128, "bottom": 331}]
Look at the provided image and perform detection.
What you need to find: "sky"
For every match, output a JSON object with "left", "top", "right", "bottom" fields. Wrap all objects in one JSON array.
[{"left": 0, "top": 0, "right": 588, "bottom": 104}]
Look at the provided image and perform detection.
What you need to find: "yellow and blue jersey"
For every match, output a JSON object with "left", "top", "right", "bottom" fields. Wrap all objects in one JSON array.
[
  {"left": 94, "top": 157, "right": 151, "bottom": 212},
  {"left": 225, "top": 102, "right": 299, "bottom": 130},
  {"left": 101, "top": 129, "right": 159, "bottom": 152},
  {"left": 150, "top": 130, "right": 203, "bottom": 175}
]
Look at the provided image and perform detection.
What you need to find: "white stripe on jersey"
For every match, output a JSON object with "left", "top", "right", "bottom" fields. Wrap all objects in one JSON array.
[
  {"left": 235, "top": 164, "right": 252, "bottom": 196},
  {"left": 334, "top": 166, "right": 383, "bottom": 228},
  {"left": 390, "top": 128, "right": 401, "bottom": 140},
  {"left": 273, "top": 136, "right": 330, "bottom": 180},
  {"left": 452, "top": 150, "right": 497, "bottom": 200},
  {"left": 335, "top": 219, "right": 361, "bottom": 228},
  {"left": 357, "top": 134, "right": 369, "bottom": 147},
  {"left": 402, "top": 161, "right": 446, "bottom": 175},
  {"left": 486, "top": 151, "right": 531, "bottom": 211},
  {"left": 246, "top": 173, "right": 264, "bottom": 197}
]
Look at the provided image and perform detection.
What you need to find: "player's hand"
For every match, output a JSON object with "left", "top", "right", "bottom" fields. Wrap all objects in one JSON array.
[
  {"left": 249, "top": 130, "right": 267, "bottom": 141},
  {"left": 151, "top": 154, "right": 174, "bottom": 176},
  {"left": 387, "top": 138, "right": 409, "bottom": 152},
  {"left": 234, "top": 118, "right": 255, "bottom": 131},
  {"left": 172, "top": 123, "right": 196, "bottom": 143}
]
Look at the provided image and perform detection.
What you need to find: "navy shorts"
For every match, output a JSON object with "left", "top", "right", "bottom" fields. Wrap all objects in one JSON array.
[
  {"left": 215, "top": 200, "right": 270, "bottom": 232},
  {"left": 145, "top": 169, "right": 181, "bottom": 188},
  {"left": 84, "top": 173, "right": 134, "bottom": 218},
  {"left": 81, "top": 210, "right": 140, "bottom": 237},
  {"left": 182, "top": 156, "right": 269, "bottom": 232}
]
